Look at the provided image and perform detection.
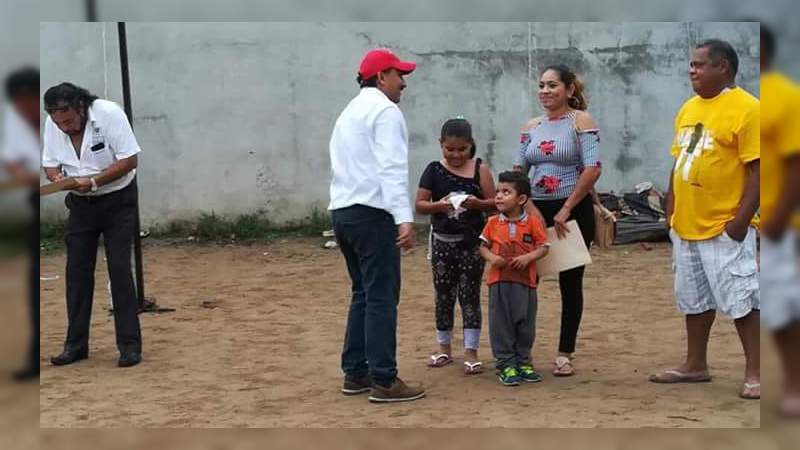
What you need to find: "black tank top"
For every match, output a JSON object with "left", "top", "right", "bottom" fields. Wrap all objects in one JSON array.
[{"left": 418, "top": 158, "right": 486, "bottom": 241}]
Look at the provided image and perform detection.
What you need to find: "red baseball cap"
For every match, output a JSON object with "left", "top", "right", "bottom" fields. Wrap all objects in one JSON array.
[{"left": 358, "top": 48, "right": 416, "bottom": 80}]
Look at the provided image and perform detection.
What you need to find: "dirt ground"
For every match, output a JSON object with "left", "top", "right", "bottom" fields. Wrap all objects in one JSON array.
[{"left": 34, "top": 237, "right": 764, "bottom": 428}]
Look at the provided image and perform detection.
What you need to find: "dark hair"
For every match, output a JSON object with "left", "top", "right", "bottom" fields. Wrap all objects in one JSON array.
[
  {"left": 761, "top": 23, "right": 776, "bottom": 67},
  {"left": 357, "top": 73, "right": 378, "bottom": 88},
  {"left": 43, "top": 82, "right": 98, "bottom": 111},
  {"left": 440, "top": 117, "right": 477, "bottom": 158},
  {"left": 696, "top": 39, "right": 739, "bottom": 78},
  {"left": 541, "top": 64, "right": 587, "bottom": 110},
  {"left": 4, "top": 66, "right": 39, "bottom": 100},
  {"left": 498, "top": 171, "right": 531, "bottom": 198}
]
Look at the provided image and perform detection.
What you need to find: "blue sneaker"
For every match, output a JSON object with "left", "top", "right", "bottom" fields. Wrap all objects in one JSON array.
[
  {"left": 518, "top": 363, "right": 542, "bottom": 383},
  {"left": 498, "top": 366, "right": 521, "bottom": 386}
]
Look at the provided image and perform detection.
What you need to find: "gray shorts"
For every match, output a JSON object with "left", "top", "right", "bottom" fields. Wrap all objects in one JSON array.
[
  {"left": 761, "top": 229, "right": 800, "bottom": 330},
  {"left": 670, "top": 227, "right": 759, "bottom": 319}
]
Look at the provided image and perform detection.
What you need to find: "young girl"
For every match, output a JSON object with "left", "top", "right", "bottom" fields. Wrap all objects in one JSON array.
[{"left": 416, "top": 117, "right": 496, "bottom": 375}]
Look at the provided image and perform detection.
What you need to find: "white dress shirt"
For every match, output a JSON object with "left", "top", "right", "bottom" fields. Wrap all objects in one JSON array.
[
  {"left": 42, "top": 99, "right": 141, "bottom": 196},
  {"left": 1, "top": 105, "right": 40, "bottom": 173},
  {"left": 328, "top": 87, "right": 413, "bottom": 224}
]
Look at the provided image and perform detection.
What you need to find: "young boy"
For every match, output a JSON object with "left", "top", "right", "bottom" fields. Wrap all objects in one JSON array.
[{"left": 479, "top": 171, "right": 550, "bottom": 386}]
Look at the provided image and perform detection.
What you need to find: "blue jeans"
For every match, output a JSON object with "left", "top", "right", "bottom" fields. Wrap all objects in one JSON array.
[{"left": 332, "top": 205, "right": 400, "bottom": 386}]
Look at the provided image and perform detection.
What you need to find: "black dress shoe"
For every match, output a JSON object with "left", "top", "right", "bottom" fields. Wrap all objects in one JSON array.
[
  {"left": 50, "top": 348, "right": 88, "bottom": 366},
  {"left": 12, "top": 365, "right": 39, "bottom": 381},
  {"left": 118, "top": 352, "right": 142, "bottom": 368}
]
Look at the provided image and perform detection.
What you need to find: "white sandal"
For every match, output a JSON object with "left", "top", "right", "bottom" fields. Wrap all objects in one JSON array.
[{"left": 553, "top": 355, "right": 575, "bottom": 377}]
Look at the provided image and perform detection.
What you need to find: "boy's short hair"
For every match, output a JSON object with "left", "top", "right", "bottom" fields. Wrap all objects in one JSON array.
[{"left": 497, "top": 171, "right": 531, "bottom": 198}]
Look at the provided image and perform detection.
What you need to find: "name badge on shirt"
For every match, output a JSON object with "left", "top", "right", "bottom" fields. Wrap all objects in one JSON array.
[
  {"left": 523, "top": 234, "right": 533, "bottom": 243},
  {"left": 88, "top": 127, "right": 113, "bottom": 167},
  {"left": 91, "top": 127, "right": 106, "bottom": 149}
]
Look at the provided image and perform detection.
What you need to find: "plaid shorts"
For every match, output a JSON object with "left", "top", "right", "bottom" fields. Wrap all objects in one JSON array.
[
  {"left": 761, "top": 229, "right": 800, "bottom": 330},
  {"left": 670, "top": 226, "right": 759, "bottom": 319}
]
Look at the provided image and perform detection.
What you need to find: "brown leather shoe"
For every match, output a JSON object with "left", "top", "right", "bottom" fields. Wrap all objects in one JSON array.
[
  {"left": 342, "top": 374, "right": 372, "bottom": 395},
  {"left": 368, "top": 377, "right": 425, "bottom": 403}
]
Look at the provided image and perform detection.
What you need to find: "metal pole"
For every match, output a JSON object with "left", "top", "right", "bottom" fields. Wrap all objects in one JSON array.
[
  {"left": 85, "top": 0, "right": 98, "bottom": 22},
  {"left": 117, "top": 22, "right": 146, "bottom": 310}
]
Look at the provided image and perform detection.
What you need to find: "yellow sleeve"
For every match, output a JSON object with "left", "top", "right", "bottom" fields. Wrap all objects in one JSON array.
[
  {"left": 778, "top": 89, "right": 800, "bottom": 157},
  {"left": 737, "top": 104, "right": 760, "bottom": 163}
]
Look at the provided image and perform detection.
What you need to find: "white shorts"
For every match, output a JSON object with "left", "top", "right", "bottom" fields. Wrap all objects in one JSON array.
[
  {"left": 670, "top": 227, "right": 759, "bottom": 319},
  {"left": 761, "top": 229, "right": 800, "bottom": 330}
]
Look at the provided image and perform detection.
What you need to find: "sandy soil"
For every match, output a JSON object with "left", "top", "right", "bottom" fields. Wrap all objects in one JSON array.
[{"left": 36, "top": 237, "right": 762, "bottom": 428}]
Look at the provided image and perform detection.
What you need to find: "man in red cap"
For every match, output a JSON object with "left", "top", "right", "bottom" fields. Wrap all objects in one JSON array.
[{"left": 328, "top": 48, "right": 425, "bottom": 403}]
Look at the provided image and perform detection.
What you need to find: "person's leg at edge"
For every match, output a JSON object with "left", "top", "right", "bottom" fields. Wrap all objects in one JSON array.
[
  {"left": 734, "top": 308, "right": 760, "bottom": 398},
  {"left": 774, "top": 321, "right": 800, "bottom": 414}
]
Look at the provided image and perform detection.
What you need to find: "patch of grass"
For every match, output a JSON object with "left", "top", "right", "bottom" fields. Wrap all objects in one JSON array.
[
  {"left": 39, "top": 220, "right": 65, "bottom": 254},
  {"left": 39, "top": 206, "right": 393, "bottom": 250},
  {"left": 149, "top": 206, "right": 332, "bottom": 244}
]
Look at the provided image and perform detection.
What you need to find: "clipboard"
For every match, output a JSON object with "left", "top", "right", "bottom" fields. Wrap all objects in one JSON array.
[
  {"left": 536, "top": 220, "right": 592, "bottom": 277},
  {"left": 39, "top": 177, "right": 80, "bottom": 196}
]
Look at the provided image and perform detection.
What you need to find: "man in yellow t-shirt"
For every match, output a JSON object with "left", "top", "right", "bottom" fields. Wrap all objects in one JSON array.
[
  {"left": 759, "top": 24, "right": 800, "bottom": 418},
  {"left": 650, "top": 39, "right": 761, "bottom": 401}
]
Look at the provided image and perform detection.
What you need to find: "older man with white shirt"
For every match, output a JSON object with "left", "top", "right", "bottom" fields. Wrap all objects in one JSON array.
[
  {"left": 42, "top": 83, "right": 143, "bottom": 368},
  {"left": 329, "top": 48, "right": 425, "bottom": 403}
]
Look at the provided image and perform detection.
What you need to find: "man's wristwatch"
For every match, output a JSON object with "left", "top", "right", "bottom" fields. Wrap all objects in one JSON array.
[{"left": 90, "top": 177, "right": 98, "bottom": 192}]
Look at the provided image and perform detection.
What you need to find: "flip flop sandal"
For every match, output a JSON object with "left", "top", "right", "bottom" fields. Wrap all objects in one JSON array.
[
  {"left": 464, "top": 361, "right": 483, "bottom": 375},
  {"left": 648, "top": 369, "right": 712, "bottom": 384},
  {"left": 740, "top": 382, "right": 761, "bottom": 400},
  {"left": 427, "top": 353, "right": 453, "bottom": 368},
  {"left": 553, "top": 356, "right": 575, "bottom": 377}
]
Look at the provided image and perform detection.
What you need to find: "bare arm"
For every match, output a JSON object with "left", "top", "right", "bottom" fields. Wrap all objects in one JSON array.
[
  {"left": 91, "top": 154, "right": 138, "bottom": 187},
  {"left": 479, "top": 242, "right": 507, "bottom": 269},
  {"left": 509, "top": 244, "right": 550, "bottom": 270},
  {"left": 415, "top": 187, "right": 451, "bottom": 215},
  {"left": 71, "top": 155, "right": 139, "bottom": 193},
  {"left": 513, "top": 118, "right": 540, "bottom": 174},
  {"left": 564, "top": 167, "right": 601, "bottom": 211},
  {"left": 666, "top": 161, "right": 676, "bottom": 229},
  {"left": 725, "top": 159, "right": 760, "bottom": 241},
  {"left": 563, "top": 112, "right": 602, "bottom": 211}
]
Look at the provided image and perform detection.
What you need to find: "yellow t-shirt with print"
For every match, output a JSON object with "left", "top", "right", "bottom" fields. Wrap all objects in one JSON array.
[
  {"left": 761, "top": 71, "right": 800, "bottom": 231},
  {"left": 670, "top": 87, "right": 760, "bottom": 240}
]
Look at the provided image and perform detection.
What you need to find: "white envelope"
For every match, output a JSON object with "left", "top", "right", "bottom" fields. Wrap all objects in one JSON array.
[
  {"left": 536, "top": 220, "right": 592, "bottom": 277},
  {"left": 448, "top": 194, "right": 469, "bottom": 219}
]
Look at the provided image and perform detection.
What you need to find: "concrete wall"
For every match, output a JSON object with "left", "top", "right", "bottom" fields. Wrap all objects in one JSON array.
[{"left": 40, "top": 22, "right": 759, "bottom": 225}]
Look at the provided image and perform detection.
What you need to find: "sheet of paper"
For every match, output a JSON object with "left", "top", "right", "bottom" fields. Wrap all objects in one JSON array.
[{"left": 536, "top": 220, "right": 592, "bottom": 277}]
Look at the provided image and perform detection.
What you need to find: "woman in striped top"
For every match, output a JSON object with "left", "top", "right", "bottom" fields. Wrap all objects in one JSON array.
[{"left": 513, "top": 64, "right": 602, "bottom": 377}]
